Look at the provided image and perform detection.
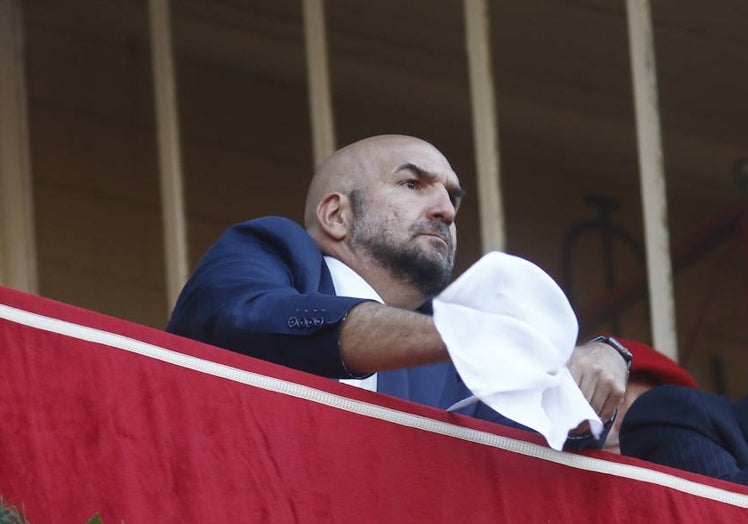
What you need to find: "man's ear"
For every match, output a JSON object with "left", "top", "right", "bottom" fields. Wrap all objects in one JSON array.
[{"left": 316, "top": 192, "right": 351, "bottom": 241}]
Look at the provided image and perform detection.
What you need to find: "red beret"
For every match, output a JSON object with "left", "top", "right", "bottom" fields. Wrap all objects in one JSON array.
[{"left": 617, "top": 337, "right": 698, "bottom": 389}]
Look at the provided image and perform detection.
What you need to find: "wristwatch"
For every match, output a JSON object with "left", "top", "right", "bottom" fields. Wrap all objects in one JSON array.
[{"left": 589, "top": 335, "right": 633, "bottom": 369}]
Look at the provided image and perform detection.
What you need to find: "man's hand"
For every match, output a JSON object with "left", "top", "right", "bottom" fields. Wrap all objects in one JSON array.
[{"left": 567, "top": 340, "right": 629, "bottom": 423}]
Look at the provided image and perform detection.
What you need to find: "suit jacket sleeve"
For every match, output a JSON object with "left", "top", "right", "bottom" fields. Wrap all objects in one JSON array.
[
  {"left": 620, "top": 385, "right": 748, "bottom": 485},
  {"left": 166, "top": 216, "right": 372, "bottom": 378}
]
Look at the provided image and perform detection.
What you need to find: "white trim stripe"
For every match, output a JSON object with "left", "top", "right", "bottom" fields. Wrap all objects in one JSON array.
[{"left": 1, "top": 302, "right": 747, "bottom": 508}]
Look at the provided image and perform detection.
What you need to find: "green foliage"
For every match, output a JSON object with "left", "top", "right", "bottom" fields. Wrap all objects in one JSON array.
[
  {"left": 0, "top": 499, "right": 26, "bottom": 524},
  {"left": 85, "top": 514, "right": 103, "bottom": 524},
  {"left": 0, "top": 499, "right": 108, "bottom": 524}
]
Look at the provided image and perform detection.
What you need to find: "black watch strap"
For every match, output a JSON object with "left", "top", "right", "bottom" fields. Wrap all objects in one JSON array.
[{"left": 589, "top": 335, "right": 633, "bottom": 369}]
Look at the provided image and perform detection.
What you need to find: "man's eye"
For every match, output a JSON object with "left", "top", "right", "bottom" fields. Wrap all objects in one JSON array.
[{"left": 403, "top": 180, "right": 419, "bottom": 190}]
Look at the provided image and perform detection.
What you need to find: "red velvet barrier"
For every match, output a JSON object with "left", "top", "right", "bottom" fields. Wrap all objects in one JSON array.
[{"left": 1, "top": 286, "right": 747, "bottom": 523}]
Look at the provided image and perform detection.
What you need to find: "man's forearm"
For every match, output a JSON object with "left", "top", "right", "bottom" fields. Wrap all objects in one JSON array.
[{"left": 339, "top": 302, "right": 450, "bottom": 374}]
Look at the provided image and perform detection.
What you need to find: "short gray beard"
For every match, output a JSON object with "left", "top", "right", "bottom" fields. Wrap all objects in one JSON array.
[{"left": 348, "top": 190, "right": 454, "bottom": 298}]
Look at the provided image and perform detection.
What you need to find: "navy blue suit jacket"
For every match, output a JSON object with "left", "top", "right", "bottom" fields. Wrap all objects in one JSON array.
[
  {"left": 167, "top": 216, "right": 603, "bottom": 449},
  {"left": 620, "top": 385, "right": 748, "bottom": 485}
]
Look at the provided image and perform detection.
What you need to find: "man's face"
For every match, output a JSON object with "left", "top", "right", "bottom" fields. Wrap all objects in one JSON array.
[{"left": 346, "top": 141, "right": 464, "bottom": 298}]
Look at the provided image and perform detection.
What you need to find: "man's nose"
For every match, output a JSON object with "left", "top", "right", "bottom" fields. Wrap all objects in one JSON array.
[{"left": 428, "top": 187, "right": 456, "bottom": 224}]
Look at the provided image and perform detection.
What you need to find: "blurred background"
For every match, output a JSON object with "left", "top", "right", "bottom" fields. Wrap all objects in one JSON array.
[{"left": 1, "top": 0, "right": 746, "bottom": 398}]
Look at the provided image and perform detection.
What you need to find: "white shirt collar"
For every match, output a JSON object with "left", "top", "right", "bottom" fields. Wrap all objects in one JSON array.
[{"left": 323, "top": 256, "right": 384, "bottom": 304}]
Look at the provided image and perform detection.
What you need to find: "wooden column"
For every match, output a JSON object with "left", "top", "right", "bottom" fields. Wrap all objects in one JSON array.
[
  {"left": 463, "top": 0, "right": 506, "bottom": 252},
  {"left": 0, "top": 0, "right": 37, "bottom": 293},
  {"left": 302, "top": 0, "right": 336, "bottom": 167},
  {"left": 626, "top": 0, "right": 678, "bottom": 359},
  {"left": 148, "top": 0, "right": 189, "bottom": 312}
]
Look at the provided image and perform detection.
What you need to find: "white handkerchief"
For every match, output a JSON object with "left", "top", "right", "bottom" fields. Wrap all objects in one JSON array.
[{"left": 432, "top": 251, "right": 602, "bottom": 450}]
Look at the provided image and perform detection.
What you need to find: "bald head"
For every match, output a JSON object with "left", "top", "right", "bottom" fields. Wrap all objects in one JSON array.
[
  {"left": 302, "top": 134, "right": 462, "bottom": 306},
  {"left": 304, "top": 135, "right": 449, "bottom": 231}
]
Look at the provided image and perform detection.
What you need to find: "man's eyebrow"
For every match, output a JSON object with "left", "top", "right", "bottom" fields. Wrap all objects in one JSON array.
[
  {"left": 395, "top": 162, "right": 435, "bottom": 180},
  {"left": 395, "top": 162, "right": 467, "bottom": 202},
  {"left": 451, "top": 186, "right": 468, "bottom": 206}
]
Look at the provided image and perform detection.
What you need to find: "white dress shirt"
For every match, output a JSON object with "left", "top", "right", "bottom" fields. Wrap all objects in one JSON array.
[{"left": 323, "top": 256, "right": 382, "bottom": 392}]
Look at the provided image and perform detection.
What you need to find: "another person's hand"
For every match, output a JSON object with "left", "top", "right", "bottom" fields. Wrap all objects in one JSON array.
[{"left": 566, "top": 340, "right": 628, "bottom": 423}]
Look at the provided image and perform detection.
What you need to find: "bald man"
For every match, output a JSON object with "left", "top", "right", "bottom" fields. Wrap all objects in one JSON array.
[{"left": 167, "top": 135, "right": 627, "bottom": 448}]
